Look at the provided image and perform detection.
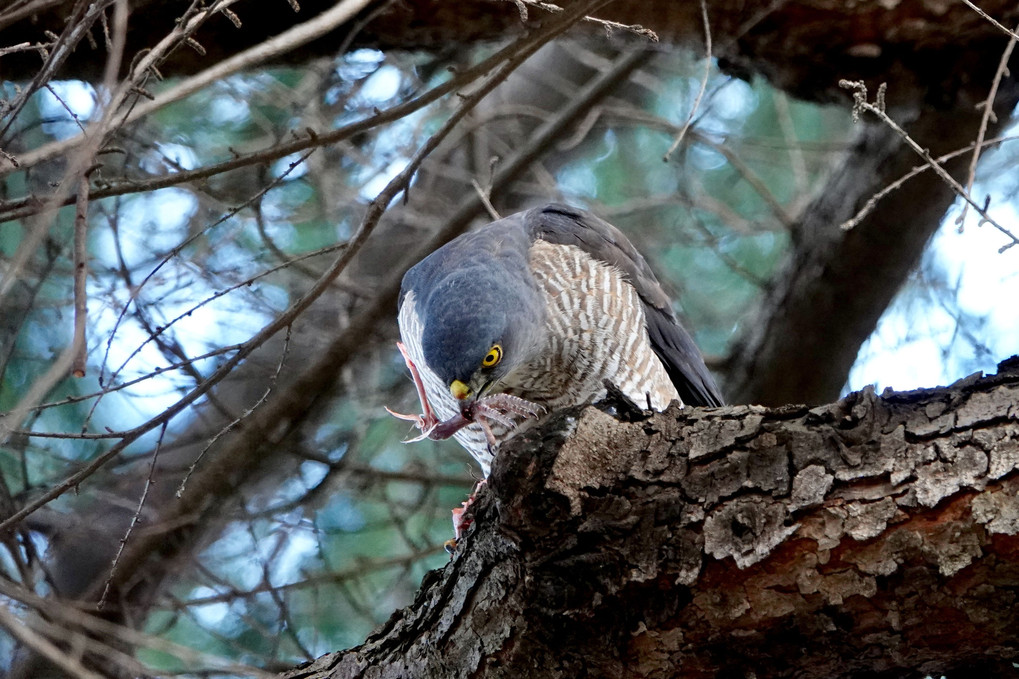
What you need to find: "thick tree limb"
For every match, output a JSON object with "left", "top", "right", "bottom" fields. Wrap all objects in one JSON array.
[{"left": 286, "top": 357, "right": 1019, "bottom": 678}]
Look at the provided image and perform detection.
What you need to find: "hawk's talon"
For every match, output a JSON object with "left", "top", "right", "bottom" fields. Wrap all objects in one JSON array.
[
  {"left": 470, "top": 393, "right": 546, "bottom": 444},
  {"left": 475, "top": 393, "right": 546, "bottom": 421}
]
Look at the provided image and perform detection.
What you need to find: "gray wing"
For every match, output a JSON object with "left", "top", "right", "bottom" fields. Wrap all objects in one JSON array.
[{"left": 524, "top": 203, "right": 725, "bottom": 407}]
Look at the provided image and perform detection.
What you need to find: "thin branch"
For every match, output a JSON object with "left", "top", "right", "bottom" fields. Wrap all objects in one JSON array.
[
  {"left": 0, "top": 0, "right": 112, "bottom": 142},
  {"left": 514, "top": 0, "right": 658, "bottom": 39},
  {"left": 1, "top": 0, "right": 374, "bottom": 177},
  {"left": 663, "top": 0, "right": 711, "bottom": 161},
  {"left": 0, "top": 604, "right": 105, "bottom": 679},
  {"left": 472, "top": 178, "right": 502, "bottom": 220},
  {"left": 0, "top": 15, "right": 601, "bottom": 222},
  {"left": 178, "top": 547, "right": 445, "bottom": 607},
  {"left": 841, "top": 133, "right": 1019, "bottom": 232},
  {"left": 960, "top": 0, "right": 1019, "bottom": 41},
  {"left": 956, "top": 22, "right": 1018, "bottom": 227},
  {"left": 0, "top": 578, "right": 276, "bottom": 678},
  {"left": 93, "top": 150, "right": 315, "bottom": 411},
  {"left": 71, "top": 173, "right": 89, "bottom": 378},
  {"left": 694, "top": 132, "right": 796, "bottom": 229},
  {"left": 176, "top": 325, "right": 292, "bottom": 497},
  {"left": 772, "top": 90, "right": 809, "bottom": 201},
  {"left": 98, "top": 421, "right": 167, "bottom": 609},
  {"left": 839, "top": 80, "right": 1019, "bottom": 250},
  {"left": 0, "top": 329, "right": 84, "bottom": 446}
]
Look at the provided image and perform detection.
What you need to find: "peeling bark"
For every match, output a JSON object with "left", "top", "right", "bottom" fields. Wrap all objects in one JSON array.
[{"left": 285, "top": 357, "right": 1019, "bottom": 678}]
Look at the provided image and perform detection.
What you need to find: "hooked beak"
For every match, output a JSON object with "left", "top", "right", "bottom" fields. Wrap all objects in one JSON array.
[
  {"left": 450, "top": 379, "right": 473, "bottom": 416},
  {"left": 451, "top": 378, "right": 496, "bottom": 418}
]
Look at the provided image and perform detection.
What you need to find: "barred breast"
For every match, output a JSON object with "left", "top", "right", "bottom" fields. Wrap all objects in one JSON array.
[{"left": 514, "top": 240, "right": 680, "bottom": 411}]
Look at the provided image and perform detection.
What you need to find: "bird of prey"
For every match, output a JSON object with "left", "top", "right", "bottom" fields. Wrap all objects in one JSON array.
[{"left": 390, "top": 203, "right": 723, "bottom": 477}]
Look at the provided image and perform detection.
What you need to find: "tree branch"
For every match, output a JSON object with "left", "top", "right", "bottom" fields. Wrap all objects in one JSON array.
[{"left": 288, "top": 356, "right": 1019, "bottom": 678}]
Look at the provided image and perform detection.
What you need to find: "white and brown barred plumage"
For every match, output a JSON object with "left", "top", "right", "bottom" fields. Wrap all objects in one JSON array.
[{"left": 397, "top": 203, "right": 723, "bottom": 475}]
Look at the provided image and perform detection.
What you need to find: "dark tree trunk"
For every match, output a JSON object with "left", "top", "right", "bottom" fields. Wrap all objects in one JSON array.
[{"left": 284, "top": 357, "right": 1019, "bottom": 678}]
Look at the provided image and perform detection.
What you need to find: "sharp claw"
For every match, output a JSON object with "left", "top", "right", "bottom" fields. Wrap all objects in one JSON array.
[
  {"left": 471, "top": 403, "right": 516, "bottom": 429},
  {"left": 402, "top": 431, "right": 432, "bottom": 443},
  {"left": 467, "top": 393, "right": 545, "bottom": 447}
]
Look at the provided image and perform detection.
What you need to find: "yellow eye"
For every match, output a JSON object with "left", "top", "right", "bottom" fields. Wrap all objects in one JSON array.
[{"left": 482, "top": 344, "right": 502, "bottom": 368}]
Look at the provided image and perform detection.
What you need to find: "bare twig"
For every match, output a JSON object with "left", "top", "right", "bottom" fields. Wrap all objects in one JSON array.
[
  {"left": 71, "top": 174, "right": 89, "bottom": 378},
  {"left": 3, "top": 0, "right": 369, "bottom": 176},
  {"left": 664, "top": 0, "right": 711, "bottom": 161},
  {"left": 772, "top": 90, "right": 809, "bottom": 201},
  {"left": 178, "top": 546, "right": 446, "bottom": 607},
  {"left": 839, "top": 80, "right": 1019, "bottom": 250},
  {"left": 0, "top": 604, "right": 104, "bottom": 679},
  {"left": 0, "top": 41, "right": 43, "bottom": 58},
  {"left": 98, "top": 421, "right": 167, "bottom": 609},
  {"left": 513, "top": 0, "right": 658, "bottom": 39},
  {"left": 176, "top": 325, "right": 292, "bottom": 497},
  {"left": 0, "top": 20, "right": 602, "bottom": 222},
  {"left": 0, "top": 0, "right": 113, "bottom": 142},
  {"left": 695, "top": 132, "right": 796, "bottom": 229},
  {"left": 960, "top": 0, "right": 1019, "bottom": 41},
  {"left": 0, "top": 579, "right": 276, "bottom": 677},
  {"left": 839, "top": 133, "right": 1019, "bottom": 232},
  {"left": 93, "top": 150, "right": 315, "bottom": 410},
  {"left": 472, "top": 179, "right": 502, "bottom": 220},
  {"left": 956, "top": 22, "right": 1018, "bottom": 228},
  {"left": 0, "top": 331, "right": 84, "bottom": 446}
]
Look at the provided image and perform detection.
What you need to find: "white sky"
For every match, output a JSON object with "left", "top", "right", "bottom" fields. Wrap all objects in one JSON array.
[{"left": 848, "top": 198, "right": 1019, "bottom": 393}]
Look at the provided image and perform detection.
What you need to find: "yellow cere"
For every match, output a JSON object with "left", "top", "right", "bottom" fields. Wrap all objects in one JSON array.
[
  {"left": 482, "top": 344, "right": 502, "bottom": 368},
  {"left": 450, "top": 379, "right": 471, "bottom": 400}
]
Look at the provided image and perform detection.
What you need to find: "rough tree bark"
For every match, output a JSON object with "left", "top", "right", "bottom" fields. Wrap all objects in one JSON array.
[{"left": 284, "top": 357, "right": 1019, "bottom": 678}]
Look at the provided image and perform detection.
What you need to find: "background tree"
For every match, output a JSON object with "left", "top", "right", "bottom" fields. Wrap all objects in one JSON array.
[{"left": 0, "top": 1, "right": 1018, "bottom": 677}]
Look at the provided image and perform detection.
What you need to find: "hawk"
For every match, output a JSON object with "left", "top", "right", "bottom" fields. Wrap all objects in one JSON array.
[{"left": 391, "top": 203, "right": 723, "bottom": 476}]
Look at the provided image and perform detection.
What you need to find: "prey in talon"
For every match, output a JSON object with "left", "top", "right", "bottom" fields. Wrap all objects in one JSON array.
[
  {"left": 392, "top": 204, "right": 725, "bottom": 544},
  {"left": 387, "top": 342, "right": 544, "bottom": 444}
]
